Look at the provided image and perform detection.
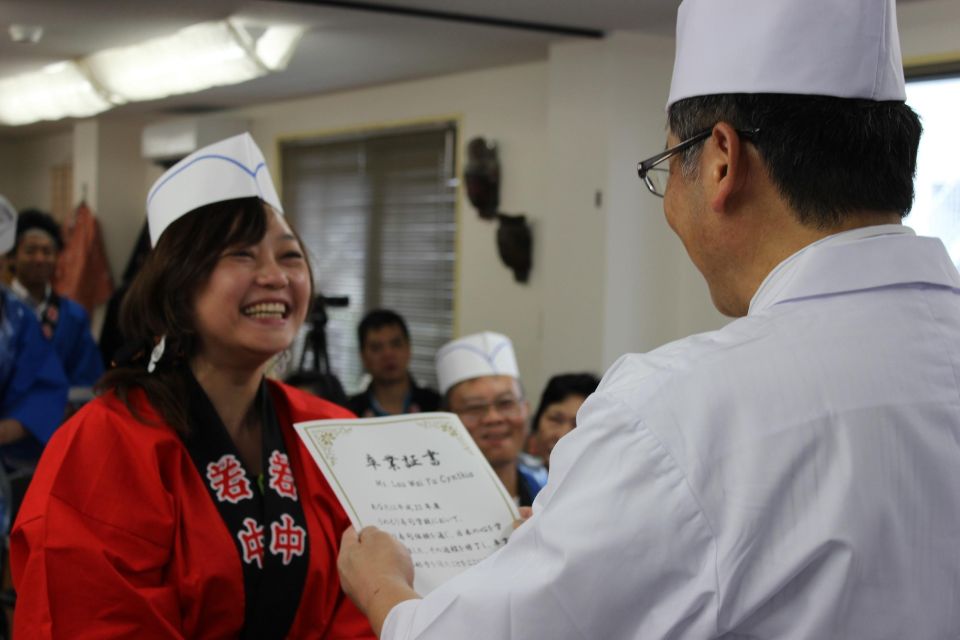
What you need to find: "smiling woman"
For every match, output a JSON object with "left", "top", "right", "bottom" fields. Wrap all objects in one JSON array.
[{"left": 9, "top": 134, "right": 375, "bottom": 639}]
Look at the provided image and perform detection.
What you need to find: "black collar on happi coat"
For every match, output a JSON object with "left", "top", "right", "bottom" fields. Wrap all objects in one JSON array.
[{"left": 181, "top": 371, "right": 310, "bottom": 639}]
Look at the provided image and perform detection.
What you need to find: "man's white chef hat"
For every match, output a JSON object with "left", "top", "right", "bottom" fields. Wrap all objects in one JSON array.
[
  {"left": 436, "top": 331, "right": 520, "bottom": 395},
  {"left": 667, "top": 0, "right": 906, "bottom": 109},
  {"left": 146, "top": 132, "right": 283, "bottom": 247},
  {"left": 0, "top": 194, "right": 16, "bottom": 254}
]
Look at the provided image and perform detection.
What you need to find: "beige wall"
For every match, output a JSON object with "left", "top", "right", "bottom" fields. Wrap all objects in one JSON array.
[
  {"left": 899, "top": 0, "right": 960, "bottom": 63},
  {"left": 0, "top": 132, "right": 72, "bottom": 211},
  {"left": 599, "top": 31, "right": 724, "bottom": 366},
  {"left": 540, "top": 39, "right": 609, "bottom": 382},
  {"left": 96, "top": 120, "right": 154, "bottom": 280},
  {"left": 0, "top": 140, "right": 21, "bottom": 204},
  {"left": 0, "top": 120, "right": 152, "bottom": 281},
  {"left": 71, "top": 120, "right": 155, "bottom": 281}
]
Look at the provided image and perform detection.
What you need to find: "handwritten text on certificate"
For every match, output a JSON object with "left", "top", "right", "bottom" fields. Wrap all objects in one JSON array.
[{"left": 294, "top": 412, "right": 520, "bottom": 594}]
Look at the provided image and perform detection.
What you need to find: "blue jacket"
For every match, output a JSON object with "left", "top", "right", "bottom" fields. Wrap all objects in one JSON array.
[
  {"left": 517, "top": 458, "right": 548, "bottom": 507},
  {"left": 49, "top": 296, "right": 104, "bottom": 388},
  {"left": 0, "top": 288, "right": 69, "bottom": 469}
]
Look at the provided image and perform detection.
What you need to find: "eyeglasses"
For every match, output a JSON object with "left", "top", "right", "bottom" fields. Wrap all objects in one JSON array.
[
  {"left": 637, "top": 127, "right": 760, "bottom": 198},
  {"left": 457, "top": 397, "right": 524, "bottom": 428}
]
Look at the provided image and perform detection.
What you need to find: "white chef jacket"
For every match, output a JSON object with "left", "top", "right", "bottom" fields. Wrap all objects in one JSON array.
[{"left": 383, "top": 225, "right": 960, "bottom": 639}]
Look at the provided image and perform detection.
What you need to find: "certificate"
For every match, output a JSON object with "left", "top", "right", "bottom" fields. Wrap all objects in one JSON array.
[{"left": 294, "top": 412, "right": 521, "bottom": 594}]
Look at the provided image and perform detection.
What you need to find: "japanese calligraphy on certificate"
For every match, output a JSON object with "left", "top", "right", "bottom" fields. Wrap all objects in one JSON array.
[{"left": 294, "top": 412, "right": 520, "bottom": 595}]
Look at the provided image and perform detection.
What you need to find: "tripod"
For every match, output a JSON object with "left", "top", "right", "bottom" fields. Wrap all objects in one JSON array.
[{"left": 287, "top": 295, "right": 350, "bottom": 407}]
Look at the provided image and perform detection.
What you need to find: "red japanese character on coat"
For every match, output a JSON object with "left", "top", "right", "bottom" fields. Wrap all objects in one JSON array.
[
  {"left": 267, "top": 450, "right": 298, "bottom": 500},
  {"left": 237, "top": 518, "right": 266, "bottom": 568},
  {"left": 270, "top": 513, "right": 306, "bottom": 565},
  {"left": 206, "top": 454, "right": 253, "bottom": 503}
]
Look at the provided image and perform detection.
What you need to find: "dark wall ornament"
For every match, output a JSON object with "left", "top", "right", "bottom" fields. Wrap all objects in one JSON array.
[
  {"left": 496, "top": 213, "right": 532, "bottom": 283},
  {"left": 464, "top": 137, "right": 500, "bottom": 220},
  {"left": 464, "top": 136, "right": 533, "bottom": 283}
]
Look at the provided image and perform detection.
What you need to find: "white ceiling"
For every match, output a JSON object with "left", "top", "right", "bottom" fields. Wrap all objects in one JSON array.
[
  {"left": 0, "top": 0, "right": 677, "bottom": 138},
  {"left": 0, "top": 0, "right": 937, "bottom": 139}
]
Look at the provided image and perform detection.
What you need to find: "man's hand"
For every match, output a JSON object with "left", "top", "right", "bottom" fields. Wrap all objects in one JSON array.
[{"left": 338, "top": 526, "right": 420, "bottom": 636}]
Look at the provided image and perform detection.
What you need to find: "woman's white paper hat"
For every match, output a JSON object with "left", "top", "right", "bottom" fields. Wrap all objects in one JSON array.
[
  {"left": 436, "top": 331, "right": 520, "bottom": 395},
  {"left": 0, "top": 195, "right": 16, "bottom": 254},
  {"left": 667, "top": 0, "right": 906, "bottom": 109},
  {"left": 145, "top": 132, "right": 283, "bottom": 246}
]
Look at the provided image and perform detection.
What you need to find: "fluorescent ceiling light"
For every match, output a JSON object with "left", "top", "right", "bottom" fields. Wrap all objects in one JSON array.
[
  {"left": 0, "top": 61, "right": 113, "bottom": 126},
  {"left": 0, "top": 19, "right": 305, "bottom": 126},
  {"left": 87, "top": 21, "right": 261, "bottom": 102},
  {"left": 256, "top": 25, "right": 306, "bottom": 71}
]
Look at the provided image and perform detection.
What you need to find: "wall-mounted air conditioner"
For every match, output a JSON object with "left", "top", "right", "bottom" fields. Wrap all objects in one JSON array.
[{"left": 141, "top": 117, "right": 250, "bottom": 164}]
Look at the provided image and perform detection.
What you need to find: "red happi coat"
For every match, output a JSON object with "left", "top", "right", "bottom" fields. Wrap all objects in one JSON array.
[{"left": 11, "top": 381, "right": 375, "bottom": 639}]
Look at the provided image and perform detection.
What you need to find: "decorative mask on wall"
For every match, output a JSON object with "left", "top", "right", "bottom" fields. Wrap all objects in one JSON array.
[
  {"left": 464, "top": 137, "right": 500, "bottom": 220},
  {"left": 495, "top": 212, "right": 532, "bottom": 283},
  {"left": 464, "top": 136, "right": 533, "bottom": 284}
]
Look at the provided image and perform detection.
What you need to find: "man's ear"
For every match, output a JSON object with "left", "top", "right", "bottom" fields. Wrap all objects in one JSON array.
[{"left": 704, "top": 122, "right": 748, "bottom": 213}]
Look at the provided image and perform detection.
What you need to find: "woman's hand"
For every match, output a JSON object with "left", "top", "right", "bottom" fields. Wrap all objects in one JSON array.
[
  {"left": 0, "top": 418, "right": 27, "bottom": 445},
  {"left": 338, "top": 526, "right": 420, "bottom": 636},
  {"left": 512, "top": 506, "right": 533, "bottom": 532}
]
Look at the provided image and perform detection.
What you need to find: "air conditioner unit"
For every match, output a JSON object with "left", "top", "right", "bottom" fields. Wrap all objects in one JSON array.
[{"left": 141, "top": 116, "right": 250, "bottom": 163}]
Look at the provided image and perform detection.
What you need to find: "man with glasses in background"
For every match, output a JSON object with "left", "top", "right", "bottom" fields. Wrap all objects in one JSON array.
[
  {"left": 435, "top": 332, "right": 546, "bottom": 508},
  {"left": 338, "top": 0, "right": 960, "bottom": 636}
]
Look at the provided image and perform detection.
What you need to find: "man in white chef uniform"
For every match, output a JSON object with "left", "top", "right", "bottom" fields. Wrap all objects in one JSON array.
[{"left": 337, "top": 0, "right": 960, "bottom": 637}]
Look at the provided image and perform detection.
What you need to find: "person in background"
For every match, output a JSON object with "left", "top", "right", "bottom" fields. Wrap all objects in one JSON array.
[
  {"left": 347, "top": 309, "right": 440, "bottom": 417},
  {"left": 435, "top": 332, "right": 546, "bottom": 507},
  {"left": 9, "top": 209, "right": 103, "bottom": 389},
  {"left": 526, "top": 372, "right": 599, "bottom": 469},
  {"left": 11, "top": 134, "right": 374, "bottom": 639},
  {"left": 337, "top": 0, "right": 960, "bottom": 637},
  {"left": 0, "top": 196, "right": 68, "bottom": 474}
]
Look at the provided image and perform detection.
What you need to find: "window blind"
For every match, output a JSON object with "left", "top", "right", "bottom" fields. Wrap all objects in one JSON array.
[{"left": 281, "top": 124, "right": 456, "bottom": 394}]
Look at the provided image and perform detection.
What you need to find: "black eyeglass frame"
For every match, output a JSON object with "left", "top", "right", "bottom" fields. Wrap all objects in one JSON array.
[{"left": 637, "top": 127, "right": 760, "bottom": 197}]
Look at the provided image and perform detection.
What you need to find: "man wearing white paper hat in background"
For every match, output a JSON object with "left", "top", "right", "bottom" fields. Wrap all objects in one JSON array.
[
  {"left": 0, "top": 195, "right": 68, "bottom": 474},
  {"left": 338, "top": 0, "right": 960, "bottom": 636},
  {"left": 435, "top": 332, "right": 546, "bottom": 508}
]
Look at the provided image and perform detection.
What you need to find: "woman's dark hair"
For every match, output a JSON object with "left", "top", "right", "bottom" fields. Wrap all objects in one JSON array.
[
  {"left": 667, "top": 93, "right": 923, "bottom": 229},
  {"left": 98, "top": 197, "right": 312, "bottom": 434},
  {"left": 530, "top": 372, "right": 600, "bottom": 433}
]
